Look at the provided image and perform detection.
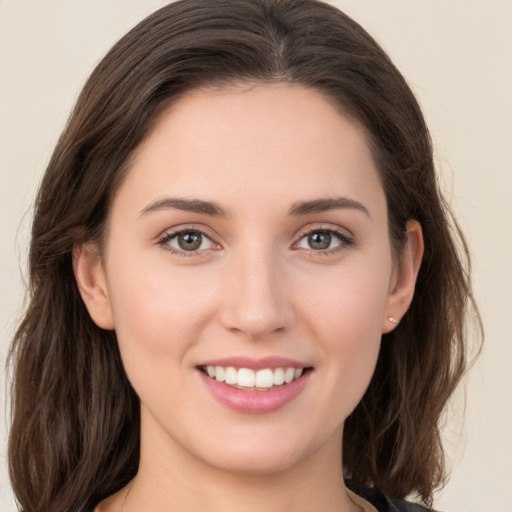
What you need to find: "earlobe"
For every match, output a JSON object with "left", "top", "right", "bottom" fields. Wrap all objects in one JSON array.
[
  {"left": 382, "top": 220, "right": 424, "bottom": 334},
  {"left": 73, "top": 243, "right": 115, "bottom": 330}
]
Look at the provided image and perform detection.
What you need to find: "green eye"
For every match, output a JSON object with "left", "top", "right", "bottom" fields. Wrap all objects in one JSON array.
[
  {"left": 177, "top": 232, "right": 203, "bottom": 251},
  {"left": 296, "top": 229, "right": 350, "bottom": 252},
  {"left": 307, "top": 231, "right": 333, "bottom": 250},
  {"left": 162, "top": 229, "right": 215, "bottom": 253}
]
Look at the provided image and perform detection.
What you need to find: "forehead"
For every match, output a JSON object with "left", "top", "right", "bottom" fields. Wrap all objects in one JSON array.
[{"left": 115, "top": 83, "right": 385, "bottom": 218}]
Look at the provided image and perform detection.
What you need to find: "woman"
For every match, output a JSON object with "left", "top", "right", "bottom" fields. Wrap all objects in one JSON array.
[{"left": 7, "top": 1, "right": 480, "bottom": 511}]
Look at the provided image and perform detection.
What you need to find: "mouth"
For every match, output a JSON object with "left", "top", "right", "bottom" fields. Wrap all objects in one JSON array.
[{"left": 198, "top": 365, "right": 312, "bottom": 391}]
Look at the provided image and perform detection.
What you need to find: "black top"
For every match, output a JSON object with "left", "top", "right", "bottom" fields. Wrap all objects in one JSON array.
[
  {"left": 346, "top": 480, "right": 432, "bottom": 512},
  {"left": 81, "top": 481, "right": 432, "bottom": 512}
]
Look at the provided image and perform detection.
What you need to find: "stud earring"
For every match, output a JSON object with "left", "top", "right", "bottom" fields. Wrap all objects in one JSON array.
[{"left": 387, "top": 316, "right": 398, "bottom": 324}]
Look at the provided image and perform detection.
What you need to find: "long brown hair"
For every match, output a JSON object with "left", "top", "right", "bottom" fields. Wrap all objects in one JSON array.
[{"left": 8, "top": 1, "right": 482, "bottom": 511}]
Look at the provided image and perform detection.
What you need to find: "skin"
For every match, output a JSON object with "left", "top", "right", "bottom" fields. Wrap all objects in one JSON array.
[{"left": 75, "top": 83, "right": 423, "bottom": 512}]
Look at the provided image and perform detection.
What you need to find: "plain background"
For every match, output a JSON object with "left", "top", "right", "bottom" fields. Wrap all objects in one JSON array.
[{"left": 1, "top": 1, "right": 511, "bottom": 511}]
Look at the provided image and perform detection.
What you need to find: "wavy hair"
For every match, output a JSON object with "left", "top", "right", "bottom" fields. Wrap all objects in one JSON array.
[{"left": 8, "top": 1, "right": 481, "bottom": 511}]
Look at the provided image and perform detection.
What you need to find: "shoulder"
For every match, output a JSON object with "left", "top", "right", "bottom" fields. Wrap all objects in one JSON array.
[{"left": 346, "top": 479, "right": 435, "bottom": 512}]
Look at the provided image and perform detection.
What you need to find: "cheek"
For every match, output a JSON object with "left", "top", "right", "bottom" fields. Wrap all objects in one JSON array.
[
  {"left": 295, "top": 257, "right": 391, "bottom": 407},
  {"left": 298, "top": 255, "right": 392, "bottom": 341},
  {"left": 105, "top": 253, "right": 219, "bottom": 375}
]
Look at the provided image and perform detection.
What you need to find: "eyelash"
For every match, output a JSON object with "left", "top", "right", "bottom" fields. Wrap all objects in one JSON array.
[
  {"left": 294, "top": 226, "right": 354, "bottom": 256},
  {"left": 158, "top": 226, "right": 215, "bottom": 258},
  {"left": 157, "top": 225, "right": 354, "bottom": 257}
]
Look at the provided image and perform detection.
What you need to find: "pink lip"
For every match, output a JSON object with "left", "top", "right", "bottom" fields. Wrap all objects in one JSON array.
[
  {"left": 198, "top": 368, "right": 312, "bottom": 414},
  {"left": 198, "top": 356, "right": 308, "bottom": 370}
]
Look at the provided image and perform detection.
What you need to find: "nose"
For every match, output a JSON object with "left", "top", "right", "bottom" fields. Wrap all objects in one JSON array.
[{"left": 219, "top": 246, "right": 294, "bottom": 340}]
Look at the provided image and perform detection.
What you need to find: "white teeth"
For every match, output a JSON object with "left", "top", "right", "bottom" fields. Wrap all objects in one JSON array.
[
  {"left": 224, "top": 366, "right": 237, "bottom": 385},
  {"left": 284, "top": 367, "right": 295, "bottom": 384},
  {"left": 215, "top": 366, "right": 225, "bottom": 382},
  {"left": 273, "top": 367, "right": 285, "bottom": 385},
  {"left": 255, "top": 369, "right": 274, "bottom": 388},
  {"left": 237, "top": 368, "right": 255, "bottom": 387},
  {"left": 204, "top": 365, "right": 306, "bottom": 389}
]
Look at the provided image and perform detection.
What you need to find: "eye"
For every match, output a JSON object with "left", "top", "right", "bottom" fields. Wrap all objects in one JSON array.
[
  {"left": 295, "top": 228, "right": 352, "bottom": 252},
  {"left": 159, "top": 229, "right": 216, "bottom": 253}
]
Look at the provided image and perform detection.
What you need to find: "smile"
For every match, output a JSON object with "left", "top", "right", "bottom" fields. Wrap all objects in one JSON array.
[
  {"left": 197, "top": 360, "right": 313, "bottom": 414},
  {"left": 201, "top": 365, "right": 306, "bottom": 390}
]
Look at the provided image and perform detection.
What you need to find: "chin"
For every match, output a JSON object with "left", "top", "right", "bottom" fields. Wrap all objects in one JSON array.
[
  {"left": 205, "top": 449, "right": 302, "bottom": 476},
  {"left": 193, "top": 429, "right": 322, "bottom": 477}
]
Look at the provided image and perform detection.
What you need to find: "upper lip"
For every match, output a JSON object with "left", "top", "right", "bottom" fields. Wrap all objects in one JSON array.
[{"left": 197, "top": 356, "right": 310, "bottom": 371}]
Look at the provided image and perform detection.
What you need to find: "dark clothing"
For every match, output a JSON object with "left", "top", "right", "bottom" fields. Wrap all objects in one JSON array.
[{"left": 346, "top": 480, "right": 432, "bottom": 511}]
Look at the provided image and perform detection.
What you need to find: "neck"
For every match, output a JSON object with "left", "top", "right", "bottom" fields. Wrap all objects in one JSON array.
[{"left": 114, "top": 420, "right": 359, "bottom": 512}]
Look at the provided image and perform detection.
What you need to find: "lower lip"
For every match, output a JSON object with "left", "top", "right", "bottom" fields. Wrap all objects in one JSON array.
[{"left": 198, "top": 370, "right": 311, "bottom": 414}]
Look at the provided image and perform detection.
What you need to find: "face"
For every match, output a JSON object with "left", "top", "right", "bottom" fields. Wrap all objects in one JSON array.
[{"left": 77, "top": 84, "right": 418, "bottom": 477}]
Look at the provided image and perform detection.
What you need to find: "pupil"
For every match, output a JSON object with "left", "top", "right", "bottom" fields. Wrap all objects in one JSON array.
[
  {"left": 308, "top": 231, "right": 331, "bottom": 250},
  {"left": 178, "top": 232, "right": 202, "bottom": 251}
]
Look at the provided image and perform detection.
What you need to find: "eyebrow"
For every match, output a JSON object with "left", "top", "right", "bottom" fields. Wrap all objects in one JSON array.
[
  {"left": 288, "top": 197, "right": 370, "bottom": 217},
  {"left": 139, "top": 197, "right": 230, "bottom": 217},
  {"left": 139, "top": 195, "right": 370, "bottom": 218}
]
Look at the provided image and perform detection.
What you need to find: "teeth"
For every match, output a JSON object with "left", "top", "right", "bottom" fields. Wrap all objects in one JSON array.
[
  {"left": 225, "top": 366, "right": 237, "bottom": 385},
  {"left": 237, "top": 368, "right": 255, "bottom": 387},
  {"left": 273, "top": 368, "right": 284, "bottom": 385},
  {"left": 204, "top": 365, "right": 306, "bottom": 389},
  {"left": 284, "top": 367, "right": 295, "bottom": 383},
  {"left": 255, "top": 369, "right": 274, "bottom": 388},
  {"left": 215, "top": 366, "right": 225, "bottom": 382}
]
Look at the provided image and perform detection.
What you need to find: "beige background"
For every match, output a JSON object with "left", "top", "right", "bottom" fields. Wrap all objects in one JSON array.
[{"left": 1, "top": 1, "right": 511, "bottom": 511}]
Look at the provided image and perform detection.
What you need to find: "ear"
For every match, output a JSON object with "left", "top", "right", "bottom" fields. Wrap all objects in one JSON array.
[
  {"left": 73, "top": 243, "right": 115, "bottom": 330},
  {"left": 382, "top": 220, "right": 424, "bottom": 334}
]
